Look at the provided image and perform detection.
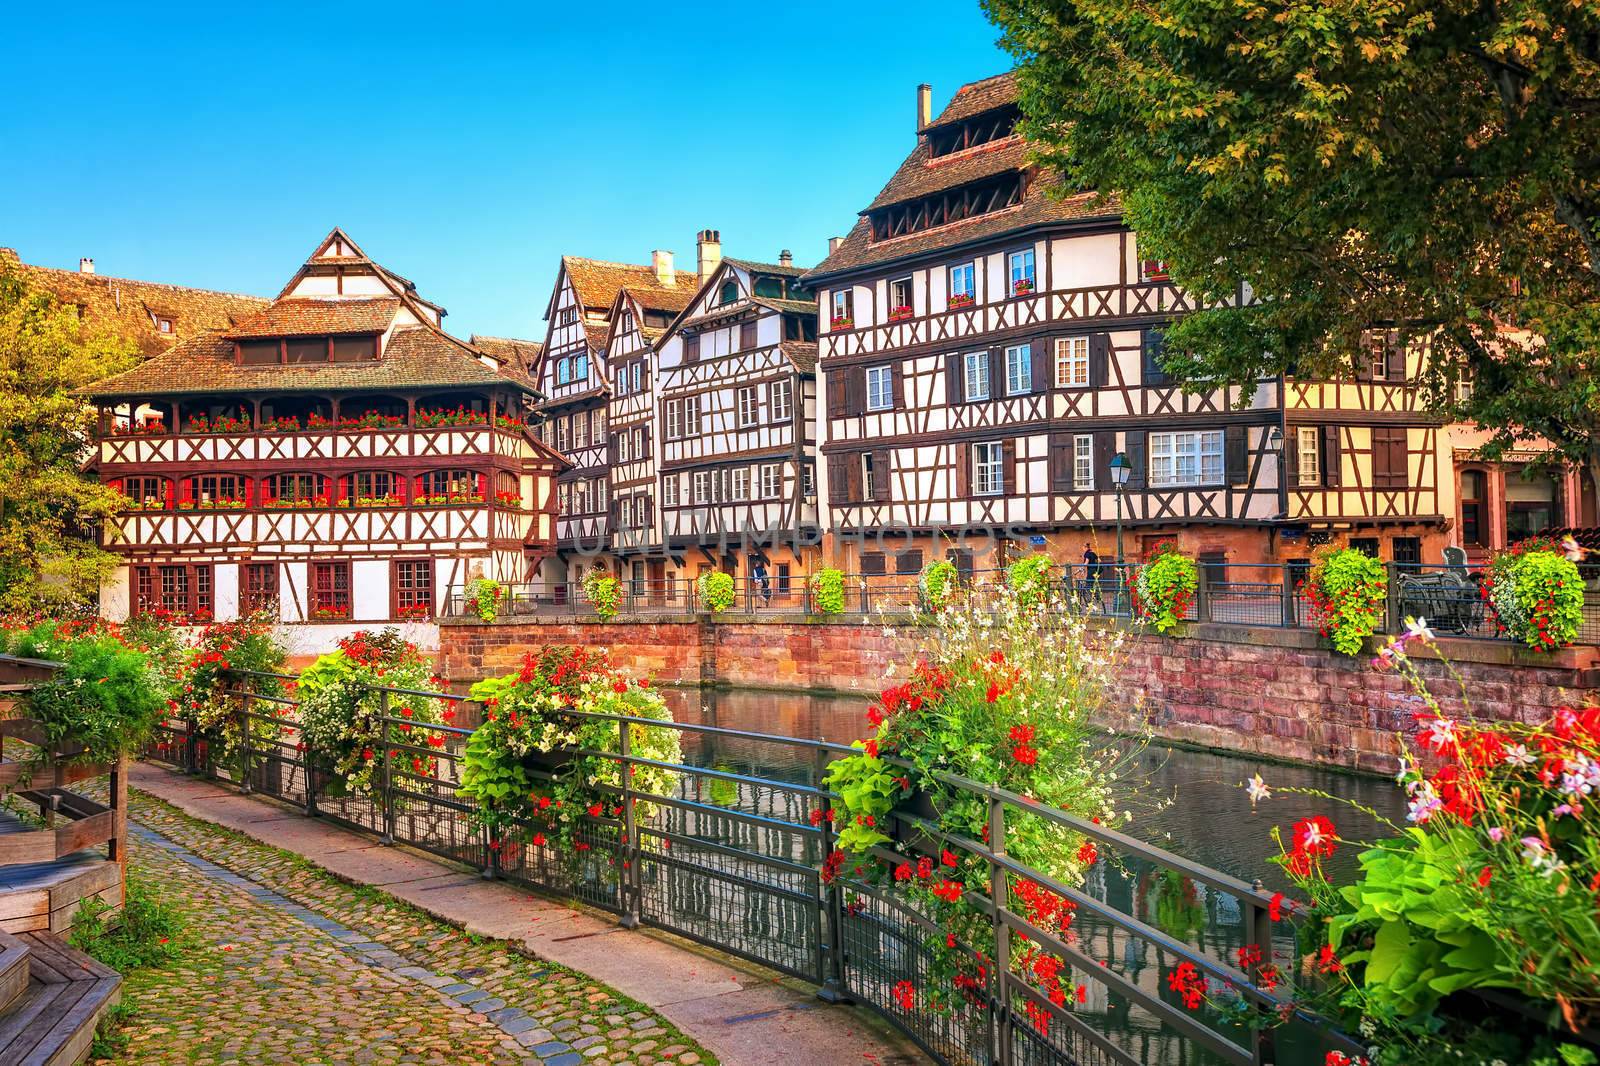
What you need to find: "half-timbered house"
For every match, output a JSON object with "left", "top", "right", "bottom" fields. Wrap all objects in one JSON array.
[
  {"left": 82, "top": 229, "right": 564, "bottom": 647},
  {"left": 531, "top": 253, "right": 695, "bottom": 589},
  {"left": 804, "top": 74, "right": 1449, "bottom": 577},
  {"left": 655, "top": 236, "right": 821, "bottom": 591}
]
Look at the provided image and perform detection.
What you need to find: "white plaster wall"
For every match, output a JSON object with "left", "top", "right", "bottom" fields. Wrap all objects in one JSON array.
[
  {"left": 214, "top": 563, "right": 240, "bottom": 622},
  {"left": 281, "top": 562, "right": 308, "bottom": 622},
  {"left": 352, "top": 560, "right": 390, "bottom": 621},
  {"left": 100, "top": 566, "right": 130, "bottom": 622}
]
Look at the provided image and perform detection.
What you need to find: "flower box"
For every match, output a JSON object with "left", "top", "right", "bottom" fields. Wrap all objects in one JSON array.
[
  {"left": 830, "top": 316, "right": 854, "bottom": 330},
  {"left": 1012, "top": 278, "right": 1035, "bottom": 295},
  {"left": 887, "top": 306, "right": 915, "bottom": 322},
  {"left": 948, "top": 293, "right": 975, "bottom": 309},
  {"left": 309, "top": 607, "right": 351, "bottom": 621}
]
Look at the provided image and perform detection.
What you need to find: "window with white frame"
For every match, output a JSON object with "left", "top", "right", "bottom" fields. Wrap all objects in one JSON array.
[
  {"left": 1005, "top": 344, "right": 1032, "bottom": 395},
  {"left": 663, "top": 476, "right": 679, "bottom": 507},
  {"left": 973, "top": 442, "right": 1004, "bottom": 495},
  {"left": 949, "top": 263, "right": 975, "bottom": 304},
  {"left": 889, "top": 277, "right": 913, "bottom": 316},
  {"left": 618, "top": 496, "right": 633, "bottom": 527},
  {"left": 831, "top": 289, "right": 853, "bottom": 328},
  {"left": 617, "top": 431, "right": 631, "bottom": 463},
  {"left": 594, "top": 476, "right": 606, "bottom": 501},
  {"left": 769, "top": 379, "right": 792, "bottom": 422},
  {"left": 1008, "top": 249, "right": 1036, "bottom": 295},
  {"left": 1073, "top": 434, "right": 1094, "bottom": 491},
  {"left": 1298, "top": 426, "right": 1321, "bottom": 486},
  {"left": 631, "top": 363, "right": 641, "bottom": 392},
  {"left": 737, "top": 386, "right": 760, "bottom": 428},
  {"left": 573, "top": 354, "right": 589, "bottom": 381},
  {"left": 861, "top": 453, "right": 877, "bottom": 500},
  {"left": 732, "top": 468, "right": 750, "bottom": 501},
  {"left": 666, "top": 399, "right": 684, "bottom": 440},
  {"left": 1149, "top": 430, "right": 1225, "bottom": 487},
  {"left": 557, "top": 482, "right": 570, "bottom": 513},
  {"left": 964, "top": 351, "right": 989, "bottom": 401},
  {"left": 693, "top": 470, "right": 710, "bottom": 504},
  {"left": 572, "top": 412, "right": 588, "bottom": 450},
  {"left": 684, "top": 396, "right": 702, "bottom": 435},
  {"left": 866, "top": 366, "right": 894, "bottom": 411},
  {"left": 1055, "top": 336, "right": 1089, "bottom": 387},
  {"left": 575, "top": 479, "right": 591, "bottom": 513},
  {"left": 555, "top": 418, "right": 569, "bottom": 451},
  {"left": 802, "top": 463, "right": 815, "bottom": 498},
  {"left": 760, "top": 463, "right": 781, "bottom": 498},
  {"left": 615, "top": 367, "right": 630, "bottom": 396},
  {"left": 592, "top": 410, "right": 605, "bottom": 440}
]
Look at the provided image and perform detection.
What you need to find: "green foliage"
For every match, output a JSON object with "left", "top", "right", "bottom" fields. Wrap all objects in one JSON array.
[
  {"left": 1133, "top": 543, "right": 1197, "bottom": 634},
  {"left": 698, "top": 570, "right": 734, "bottom": 613},
  {"left": 920, "top": 559, "right": 960, "bottom": 610},
  {"left": 14, "top": 626, "right": 167, "bottom": 768},
  {"left": 810, "top": 567, "right": 846, "bottom": 614},
  {"left": 582, "top": 570, "right": 621, "bottom": 622},
  {"left": 70, "top": 875, "right": 187, "bottom": 973},
  {"left": 468, "top": 577, "right": 504, "bottom": 622},
  {"left": 1005, "top": 553, "right": 1053, "bottom": 608},
  {"left": 0, "top": 262, "right": 139, "bottom": 612},
  {"left": 180, "top": 614, "right": 287, "bottom": 778},
  {"left": 822, "top": 746, "right": 900, "bottom": 853},
  {"left": 1306, "top": 547, "right": 1388, "bottom": 655},
  {"left": 985, "top": 0, "right": 1600, "bottom": 502},
  {"left": 1489, "top": 549, "right": 1585, "bottom": 651}
]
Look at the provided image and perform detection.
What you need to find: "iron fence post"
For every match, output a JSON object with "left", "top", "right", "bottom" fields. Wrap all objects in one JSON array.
[
  {"left": 380, "top": 691, "right": 395, "bottom": 845},
  {"left": 618, "top": 717, "right": 642, "bottom": 929},
  {"left": 1385, "top": 562, "right": 1402, "bottom": 634},
  {"left": 814, "top": 744, "right": 849, "bottom": 1004},
  {"left": 1195, "top": 569, "right": 1213, "bottom": 624},
  {"left": 238, "top": 686, "right": 253, "bottom": 794},
  {"left": 1248, "top": 879, "right": 1278, "bottom": 1066},
  {"left": 988, "top": 795, "right": 1012, "bottom": 1065},
  {"left": 304, "top": 711, "right": 318, "bottom": 818},
  {"left": 1280, "top": 567, "right": 1297, "bottom": 628}
]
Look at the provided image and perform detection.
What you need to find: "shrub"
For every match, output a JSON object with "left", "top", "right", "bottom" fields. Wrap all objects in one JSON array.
[
  {"left": 920, "top": 560, "right": 960, "bottom": 610},
  {"left": 295, "top": 629, "right": 452, "bottom": 801},
  {"left": 178, "top": 613, "right": 287, "bottom": 778},
  {"left": 811, "top": 567, "right": 846, "bottom": 614},
  {"left": 1132, "top": 543, "right": 1197, "bottom": 633},
  {"left": 583, "top": 570, "right": 622, "bottom": 622},
  {"left": 699, "top": 571, "right": 735, "bottom": 613},
  {"left": 458, "top": 647, "right": 681, "bottom": 861},
  {"left": 1305, "top": 546, "right": 1388, "bottom": 655},
  {"left": 468, "top": 577, "right": 504, "bottom": 622},
  {"left": 1488, "top": 546, "right": 1584, "bottom": 651},
  {"left": 10, "top": 625, "right": 167, "bottom": 769},
  {"left": 1006, "top": 553, "right": 1055, "bottom": 608}
]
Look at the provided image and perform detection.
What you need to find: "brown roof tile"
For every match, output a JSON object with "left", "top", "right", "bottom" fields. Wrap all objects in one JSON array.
[
  {"left": 723, "top": 256, "right": 810, "bottom": 278},
  {"left": 926, "top": 72, "right": 1018, "bottom": 130},
  {"left": 224, "top": 297, "right": 399, "bottom": 339},
  {"left": 83, "top": 325, "right": 533, "bottom": 399},
  {"left": 0, "top": 247, "right": 267, "bottom": 356},
  {"left": 780, "top": 340, "right": 818, "bottom": 374},
  {"left": 865, "top": 136, "right": 1029, "bottom": 211},
  {"left": 470, "top": 334, "right": 544, "bottom": 366},
  {"left": 564, "top": 257, "right": 698, "bottom": 313}
]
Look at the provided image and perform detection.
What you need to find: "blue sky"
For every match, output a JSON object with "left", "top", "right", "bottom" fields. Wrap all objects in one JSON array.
[{"left": 1, "top": 3, "right": 1009, "bottom": 340}]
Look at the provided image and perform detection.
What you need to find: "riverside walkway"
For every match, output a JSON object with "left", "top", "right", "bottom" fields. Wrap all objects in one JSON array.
[{"left": 120, "top": 763, "right": 926, "bottom": 1066}]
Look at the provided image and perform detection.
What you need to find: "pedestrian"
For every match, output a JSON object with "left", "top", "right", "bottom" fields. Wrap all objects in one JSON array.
[{"left": 751, "top": 559, "right": 771, "bottom": 606}]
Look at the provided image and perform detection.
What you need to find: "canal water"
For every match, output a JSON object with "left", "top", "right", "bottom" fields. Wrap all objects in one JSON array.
[{"left": 659, "top": 685, "right": 1406, "bottom": 1065}]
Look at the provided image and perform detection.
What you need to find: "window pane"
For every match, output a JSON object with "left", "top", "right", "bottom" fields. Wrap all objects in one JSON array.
[
  {"left": 285, "top": 338, "right": 326, "bottom": 363},
  {"left": 332, "top": 336, "right": 377, "bottom": 362},
  {"left": 239, "top": 340, "right": 279, "bottom": 365}
]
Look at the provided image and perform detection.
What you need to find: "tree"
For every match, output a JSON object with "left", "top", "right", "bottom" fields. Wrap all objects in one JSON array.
[
  {"left": 0, "top": 264, "right": 136, "bottom": 613},
  {"left": 985, "top": 0, "right": 1600, "bottom": 501}
]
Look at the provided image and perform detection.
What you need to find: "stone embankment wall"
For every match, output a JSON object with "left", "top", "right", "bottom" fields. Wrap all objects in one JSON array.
[{"left": 438, "top": 616, "right": 1598, "bottom": 774}]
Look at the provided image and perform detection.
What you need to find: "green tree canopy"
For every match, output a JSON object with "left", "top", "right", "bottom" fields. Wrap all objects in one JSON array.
[
  {"left": 0, "top": 264, "right": 136, "bottom": 612},
  {"left": 986, "top": 0, "right": 1600, "bottom": 496}
]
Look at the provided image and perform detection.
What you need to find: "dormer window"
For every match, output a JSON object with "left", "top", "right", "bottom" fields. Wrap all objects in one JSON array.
[
  {"left": 719, "top": 280, "right": 739, "bottom": 305},
  {"left": 926, "top": 103, "right": 1021, "bottom": 158},
  {"left": 155, "top": 315, "right": 174, "bottom": 333},
  {"left": 868, "top": 172, "right": 1024, "bottom": 242},
  {"left": 234, "top": 336, "right": 379, "bottom": 365}
]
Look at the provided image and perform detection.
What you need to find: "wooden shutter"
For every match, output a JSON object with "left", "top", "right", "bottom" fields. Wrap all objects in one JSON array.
[
  {"left": 1125, "top": 430, "right": 1147, "bottom": 489},
  {"left": 1386, "top": 341, "right": 1406, "bottom": 382},
  {"left": 956, "top": 442, "right": 971, "bottom": 498},
  {"left": 1321, "top": 425, "right": 1341, "bottom": 487},
  {"left": 1283, "top": 431, "right": 1299, "bottom": 488},
  {"left": 1030, "top": 343, "right": 1049, "bottom": 394},
  {"left": 988, "top": 347, "right": 1004, "bottom": 398},
  {"left": 740, "top": 320, "right": 757, "bottom": 350},
  {"left": 1002, "top": 440, "right": 1017, "bottom": 495},
  {"left": 1049, "top": 432, "right": 1071, "bottom": 492},
  {"left": 871, "top": 449, "right": 891, "bottom": 502},
  {"left": 890, "top": 361, "right": 905, "bottom": 407},
  {"left": 946, "top": 353, "right": 963, "bottom": 404},
  {"left": 1094, "top": 431, "right": 1114, "bottom": 491},
  {"left": 827, "top": 372, "right": 847, "bottom": 418},
  {"left": 1088, "top": 333, "right": 1110, "bottom": 389},
  {"left": 685, "top": 335, "right": 699, "bottom": 363},
  {"left": 1224, "top": 426, "right": 1247, "bottom": 486},
  {"left": 1142, "top": 329, "right": 1168, "bottom": 386},
  {"left": 846, "top": 453, "right": 864, "bottom": 502},
  {"left": 827, "top": 454, "right": 849, "bottom": 505},
  {"left": 1374, "top": 429, "right": 1408, "bottom": 489},
  {"left": 848, "top": 366, "right": 867, "bottom": 416}
]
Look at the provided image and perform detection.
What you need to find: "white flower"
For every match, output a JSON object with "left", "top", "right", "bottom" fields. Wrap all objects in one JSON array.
[
  {"left": 1561, "top": 534, "right": 1587, "bottom": 562},
  {"left": 1407, "top": 781, "right": 1442, "bottom": 824},
  {"left": 1421, "top": 716, "right": 1458, "bottom": 752},
  {"left": 1502, "top": 743, "right": 1535, "bottom": 768},
  {"left": 1244, "top": 773, "right": 1271, "bottom": 807},
  {"left": 1403, "top": 616, "right": 1434, "bottom": 642}
]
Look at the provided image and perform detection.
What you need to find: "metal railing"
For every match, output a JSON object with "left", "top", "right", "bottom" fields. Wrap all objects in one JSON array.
[
  {"left": 447, "top": 561, "right": 1600, "bottom": 648},
  {"left": 141, "top": 667, "right": 1364, "bottom": 1066}
]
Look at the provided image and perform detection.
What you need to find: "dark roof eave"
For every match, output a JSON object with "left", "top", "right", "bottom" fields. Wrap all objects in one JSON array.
[
  {"left": 82, "top": 377, "right": 540, "bottom": 402},
  {"left": 799, "top": 209, "right": 1124, "bottom": 289}
]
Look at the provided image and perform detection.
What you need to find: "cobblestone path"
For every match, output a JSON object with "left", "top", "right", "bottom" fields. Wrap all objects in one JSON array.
[{"left": 98, "top": 790, "right": 717, "bottom": 1066}]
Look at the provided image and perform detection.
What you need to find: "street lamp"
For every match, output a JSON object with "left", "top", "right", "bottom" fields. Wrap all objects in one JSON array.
[{"left": 1109, "top": 452, "right": 1132, "bottom": 567}]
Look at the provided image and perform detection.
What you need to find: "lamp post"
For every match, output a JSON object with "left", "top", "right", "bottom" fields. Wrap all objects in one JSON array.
[{"left": 1110, "top": 452, "right": 1132, "bottom": 611}]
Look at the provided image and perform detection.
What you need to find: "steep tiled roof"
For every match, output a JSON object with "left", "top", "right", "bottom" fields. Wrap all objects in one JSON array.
[
  {"left": 0, "top": 247, "right": 267, "bottom": 355},
  {"left": 751, "top": 296, "right": 818, "bottom": 317},
  {"left": 83, "top": 325, "right": 530, "bottom": 399},
  {"left": 780, "top": 341, "right": 818, "bottom": 374},
  {"left": 724, "top": 257, "right": 809, "bottom": 278},
  {"left": 224, "top": 297, "right": 399, "bottom": 339},
  {"left": 804, "top": 72, "right": 1120, "bottom": 283},
  {"left": 563, "top": 257, "right": 698, "bottom": 313},
  {"left": 471, "top": 334, "right": 543, "bottom": 366}
]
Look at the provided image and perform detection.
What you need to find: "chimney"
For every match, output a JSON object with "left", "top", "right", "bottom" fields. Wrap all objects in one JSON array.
[
  {"left": 827, "top": 236, "right": 845, "bottom": 255},
  {"left": 779, "top": 249, "right": 793, "bottom": 268},
  {"left": 79, "top": 257, "right": 95, "bottom": 274},
  {"left": 917, "top": 83, "right": 932, "bottom": 131},
  {"left": 696, "top": 229, "right": 722, "bottom": 284},
  {"left": 652, "top": 249, "right": 676, "bottom": 286}
]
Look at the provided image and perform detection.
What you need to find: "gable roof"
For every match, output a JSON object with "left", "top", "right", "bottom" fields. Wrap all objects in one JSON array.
[
  {"left": 471, "top": 334, "right": 543, "bottom": 367},
  {"left": 562, "top": 256, "right": 698, "bottom": 314},
  {"left": 225, "top": 297, "right": 400, "bottom": 339},
  {"left": 0, "top": 247, "right": 267, "bottom": 356},
  {"left": 723, "top": 256, "right": 808, "bottom": 278},
  {"left": 804, "top": 72, "right": 1120, "bottom": 284}
]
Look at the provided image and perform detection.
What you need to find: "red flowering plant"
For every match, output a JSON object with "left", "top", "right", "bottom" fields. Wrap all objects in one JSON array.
[
  {"left": 457, "top": 647, "right": 680, "bottom": 868},
  {"left": 822, "top": 580, "right": 1140, "bottom": 1021},
  {"left": 294, "top": 629, "right": 451, "bottom": 802},
  {"left": 1485, "top": 536, "right": 1586, "bottom": 651},
  {"left": 176, "top": 611, "right": 288, "bottom": 779},
  {"left": 1251, "top": 624, "right": 1600, "bottom": 1065},
  {"left": 1303, "top": 545, "right": 1389, "bottom": 656},
  {"left": 415, "top": 405, "right": 488, "bottom": 429}
]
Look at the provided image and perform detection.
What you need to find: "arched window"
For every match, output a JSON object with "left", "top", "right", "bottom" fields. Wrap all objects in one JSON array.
[
  {"left": 416, "top": 470, "right": 485, "bottom": 504},
  {"left": 556, "top": 358, "right": 571, "bottom": 384},
  {"left": 334, "top": 395, "right": 405, "bottom": 431},
  {"left": 340, "top": 471, "right": 404, "bottom": 506},
  {"left": 1459, "top": 470, "right": 1487, "bottom": 547},
  {"left": 416, "top": 393, "right": 489, "bottom": 428},
  {"left": 262, "top": 473, "right": 330, "bottom": 507},
  {"left": 573, "top": 353, "right": 589, "bottom": 381},
  {"left": 182, "top": 473, "right": 250, "bottom": 510},
  {"left": 259, "top": 396, "right": 332, "bottom": 433}
]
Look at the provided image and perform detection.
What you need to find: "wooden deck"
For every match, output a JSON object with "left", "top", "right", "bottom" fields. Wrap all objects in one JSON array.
[
  {"left": 0, "top": 813, "right": 121, "bottom": 935},
  {"left": 0, "top": 930, "right": 121, "bottom": 1066}
]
